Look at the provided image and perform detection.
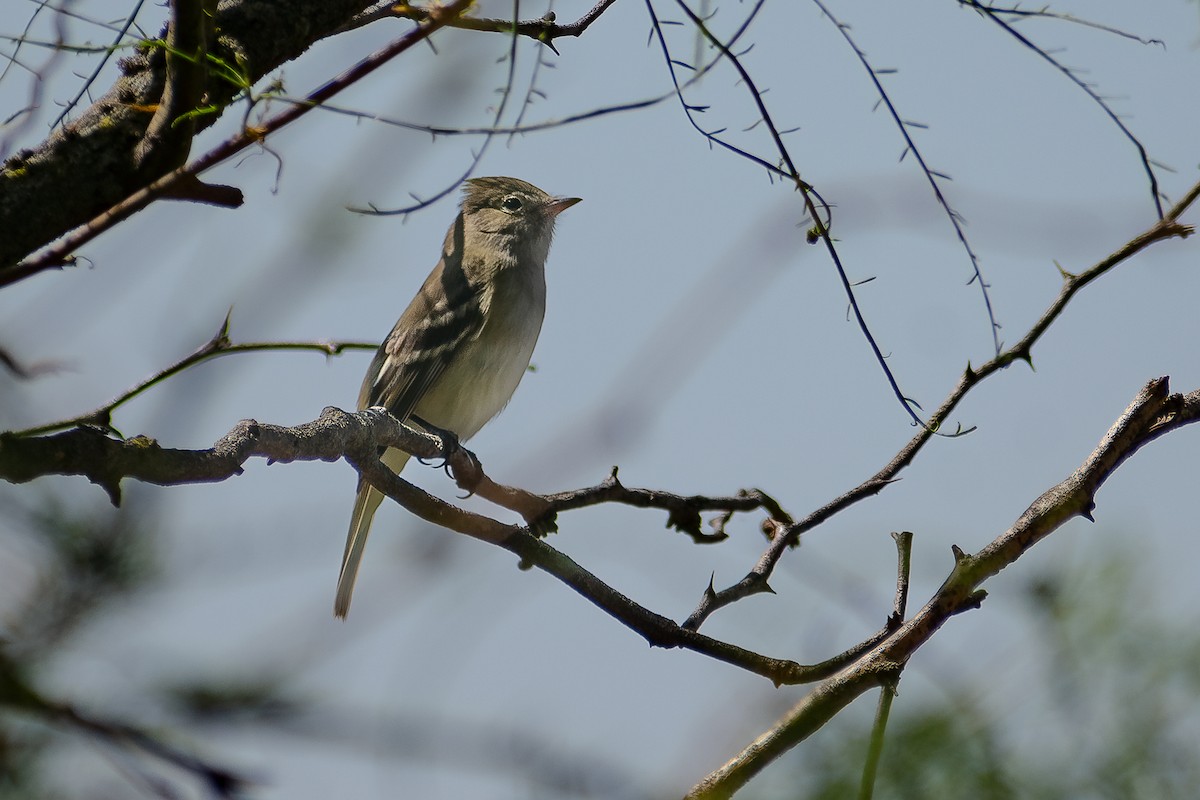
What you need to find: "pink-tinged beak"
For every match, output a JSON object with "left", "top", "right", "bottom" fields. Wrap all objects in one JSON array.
[{"left": 544, "top": 196, "right": 582, "bottom": 218}]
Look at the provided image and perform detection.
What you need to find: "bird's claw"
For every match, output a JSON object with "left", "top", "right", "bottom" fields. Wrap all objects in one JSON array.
[{"left": 411, "top": 415, "right": 461, "bottom": 470}]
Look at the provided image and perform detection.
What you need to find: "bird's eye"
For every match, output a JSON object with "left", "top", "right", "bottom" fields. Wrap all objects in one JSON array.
[{"left": 501, "top": 195, "right": 523, "bottom": 212}]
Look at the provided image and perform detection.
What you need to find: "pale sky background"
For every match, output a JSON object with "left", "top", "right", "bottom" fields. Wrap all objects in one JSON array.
[{"left": 2, "top": 1, "right": 1199, "bottom": 797}]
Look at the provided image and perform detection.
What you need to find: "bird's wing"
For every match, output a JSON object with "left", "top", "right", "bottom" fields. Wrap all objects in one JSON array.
[
  {"left": 336, "top": 255, "right": 484, "bottom": 618},
  {"left": 359, "top": 255, "right": 485, "bottom": 421}
]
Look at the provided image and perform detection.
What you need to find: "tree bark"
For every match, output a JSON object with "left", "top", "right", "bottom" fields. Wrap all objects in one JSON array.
[{"left": 0, "top": 0, "right": 376, "bottom": 271}]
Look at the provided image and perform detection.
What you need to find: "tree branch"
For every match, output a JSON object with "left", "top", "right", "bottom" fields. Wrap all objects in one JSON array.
[
  {"left": 342, "top": 0, "right": 619, "bottom": 53},
  {"left": 857, "top": 531, "right": 912, "bottom": 800},
  {"left": 686, "top": 378, "right": 1200, "bottom": 799},
  {"left": 0, "top": 0, "right": 393, "bottom": 273},
  {"left": 0, "top": 0, "right": 626, "bottom": 281},
  {"left": 0, "top": 405, "right": 886, "bottom": 684},
  {"left": 132, "top": 0, "right": 214, "bottom": 174},
  {"left": 1, "top": 0, "right": 477, "bottom": 288},
  {"left": 682, "top": 187, "right": 1198, "bottom": 631},
  {"left": 12, "top": 313, "right": 376, "bottom": 438},
  {"left": 0, "top": 650, "right": 247, "bottom": 797}
]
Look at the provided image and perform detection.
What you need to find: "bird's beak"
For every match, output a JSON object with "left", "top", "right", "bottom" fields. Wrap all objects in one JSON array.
[{"left": 544, "top": 196, "right": 582, "bottom": 218}]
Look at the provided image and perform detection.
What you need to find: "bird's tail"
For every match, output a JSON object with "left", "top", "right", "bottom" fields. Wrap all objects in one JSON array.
[{"left": 334, "top": 448, "right": 409, "bottom": 618}]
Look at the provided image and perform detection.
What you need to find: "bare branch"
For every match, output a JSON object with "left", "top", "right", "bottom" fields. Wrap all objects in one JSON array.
[
  {"left": 341, "top": 0, "right": 619, "bottom": 48},
  {"left": 0, "top": 0, "right": 490, "bottom": 275},
  {"left": 0, "top": 650, "right": 247, "bottom": 797},
  {"left": 857, "top": 531, "right": 912, "bottom": 800},
  {"left": 1, "top": 0, "right": 473, "bottom": 287},
  {"left": 979, "top": 3, "right": 1166, "bottom": 46},
  {"left": 687, "top": 379, "right": 1200, "bottom": 799},
  {"left": 0, "top": 404, "right": 891, "bottom": 684},
  {"left": 683, "top": 182, "right": 1199, "bottom": 630},
  {"left": 351, "top": 1, "right": 524, "bottom": 216},
  {"left": 959, "top": 0, "right": 1166, "bottom": 217},
  {"left": 650, "top": 0, "right": 930, "bottom": 431},
  {"left": 813, "top": 0, "right": 1001, "bottom": 355},
  {"left": 12, "top": 315, "right": 376, "bottom": 438}
]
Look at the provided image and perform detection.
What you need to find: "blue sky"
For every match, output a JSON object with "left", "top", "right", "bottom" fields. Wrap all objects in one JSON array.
[{"left": 2, "top": 1, "right": 1199, "bottom": 796}]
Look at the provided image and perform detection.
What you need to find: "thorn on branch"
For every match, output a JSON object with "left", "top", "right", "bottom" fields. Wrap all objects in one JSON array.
[
  {"left": 99, "top": 475, "right": 123, "bottom": 507},
  {"left": 1054, "top": 260, "right": 1077, "bottom": 281},
  {"left": 214, "top": 309, "right": 234, "bottom": 344},
  {"left": 603, "top": 466, "right": 622, "bottom": 489}
]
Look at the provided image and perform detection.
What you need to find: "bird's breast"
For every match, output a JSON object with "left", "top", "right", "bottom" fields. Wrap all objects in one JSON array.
[{"left": 412, "top": 266, "right": 546, "bottom": 439}]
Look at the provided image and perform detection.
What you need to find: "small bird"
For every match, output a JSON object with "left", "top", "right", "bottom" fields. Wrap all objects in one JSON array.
[{"left": 335, "top": 177, "right": 580, "bottom": 618}]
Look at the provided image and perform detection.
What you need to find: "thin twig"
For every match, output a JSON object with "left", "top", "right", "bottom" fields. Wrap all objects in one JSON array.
[
  {"left": 340, "top": 0, "right": 619, "bottom": 47},
  {"left": 11, "top": 314, "right": 375, "bottom": 437},
  {"left": 352, "top": 1, "right": 524, "bottom": 216},
  {"left": 687, "top": 381, "right": 1200, "bottom": 798},
  {"left": 651, "top": 0, "right": 929, "bottom": 431},
  {"left": 682, "top": 181, "right": 1199, "bottom": 631},
  {"left": 960, "top": 0, "right": 1165, "bottom": 217},
  {"left": 857, "top": 531, "right": 912, "bottom": 800},
  {"left": 1, "top": 0, "right": 475, "bottom": 287},
  {"left": 980, "top": 3, "right": 1165, "bottom": 47},
  {"left": 813, "top": 0, "right": 1001, "bottom": 355},
  {"left": 49, "top": 0, "right": 151, "bottom": 130}
]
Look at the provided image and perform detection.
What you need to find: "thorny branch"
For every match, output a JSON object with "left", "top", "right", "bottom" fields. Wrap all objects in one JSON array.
[
  {"left": 11, "top": 313, "right": 377, "bottom": 438},
  {"left": 1, "top": 0, "right": 376, "bottom": 271},
  {"left": 974, "top": 3, "right": 1164, "bottom": 45},
  {"left": 813, "top": 0, "right": 1000, "bottom": 355},
  {"left": 1, "top": 0, "right": 626, "bottom": 283},
  {"left": 352, "top": 0, "right": 602, "bottom": 214},
  {"left": 958, "top": 0, "right": 1165, "bottom": 217},
  {"left": 9, "top": 374, "right": 1197, "bottom": 698},
  {"left": 686, "top": 379, "right": 1200, "bottom": 799},
  {"left": 681, "top": 181, "right": 1199, "bottom": 631},
  {"left": 1, "top": 0, "right": 475, "bottom": 287},
  {"left": 648, "top": 0, "right": 928, "bottom": 432},
  {"left": 342, "top": 0, "right": 619, "bottom": 54},
  {"left": 351, "top": 0, "right": 526, "bottom": 216},
  {"left": 0, "top": 405, "right": 880, "bottom": 686}
]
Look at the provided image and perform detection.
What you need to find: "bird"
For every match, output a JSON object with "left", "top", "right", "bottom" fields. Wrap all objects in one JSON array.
[{"left": 334, "top": 176, "right": 580, "bottom": 618}]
